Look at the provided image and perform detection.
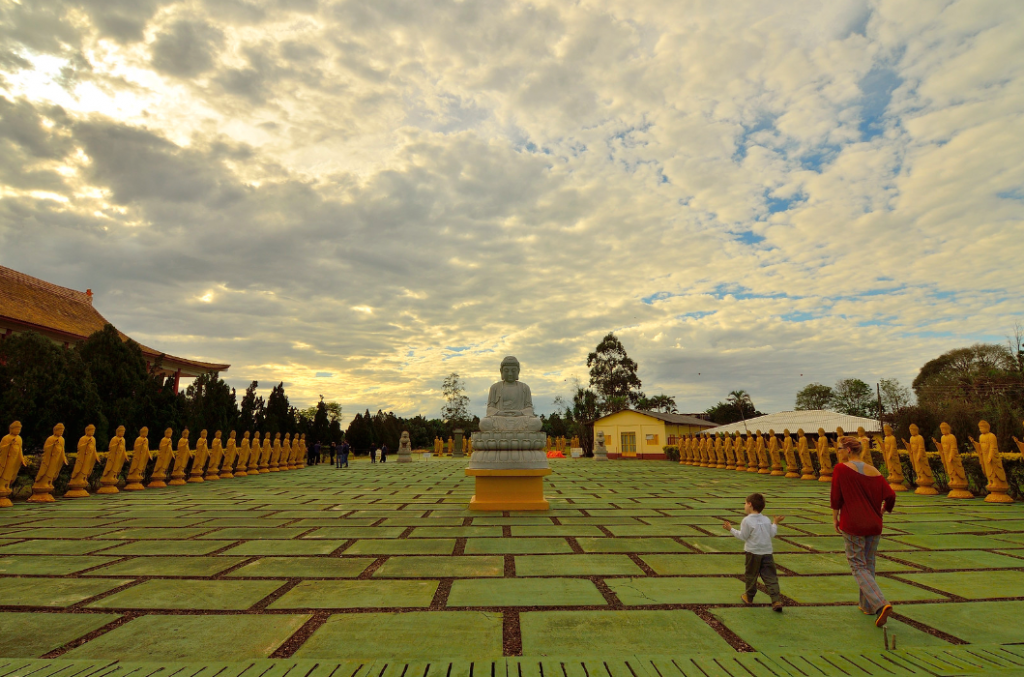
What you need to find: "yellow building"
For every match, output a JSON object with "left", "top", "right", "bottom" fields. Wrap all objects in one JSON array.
[{"left": 595, "top": 410, "right": 715, "bottom": 459}]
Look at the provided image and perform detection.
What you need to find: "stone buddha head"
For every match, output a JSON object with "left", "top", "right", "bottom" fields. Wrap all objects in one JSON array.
[
  {"left": 9, "top": 421, "right": 21, "bottom": 436},
  {"left": 115, "top": 425, "right": 125, "bottom": 439},
  {"left": 500, "top": 356, "right": 521, "bottom": 383},
  {"left": 596, "top": 431, "right": 605, "bottom": 444}
]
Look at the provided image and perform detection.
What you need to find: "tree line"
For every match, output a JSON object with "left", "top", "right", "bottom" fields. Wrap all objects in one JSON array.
[{"left": 0, "top": 326, "right": 343, "bottom": 451}]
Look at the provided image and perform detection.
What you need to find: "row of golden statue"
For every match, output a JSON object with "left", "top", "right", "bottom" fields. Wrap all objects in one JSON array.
[
  {"left": 432, "top": 436, "right": 472, "bottom": 456},
  {"left": 679, "top": 420, "right": 1020, "bottom": 503},
  {"left": 0, "top": 421, "right": 309, "bottom": 507},
  {"left": 549, "top": 436, "right": 580, "bottom": 452}
]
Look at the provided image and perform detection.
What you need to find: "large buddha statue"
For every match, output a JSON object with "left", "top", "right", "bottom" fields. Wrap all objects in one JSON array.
[{"left": 469, "top": 356, "right": 547, "bottom": 469}]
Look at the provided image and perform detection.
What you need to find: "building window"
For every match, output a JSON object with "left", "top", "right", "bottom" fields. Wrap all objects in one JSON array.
[
  {"left": 646, "top": 434, "right": 659, "bottom": 445},
  {"left": 621, "top": 432, "right": 636, "bottom": 455},
  {"left": 667, "top": 435, "right": 678, "bottom": 445}
]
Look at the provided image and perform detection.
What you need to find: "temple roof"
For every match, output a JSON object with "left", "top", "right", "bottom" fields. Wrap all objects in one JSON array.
[
  {"left": 596, "top": 409, "right": 716, "bottom": 427},
  {"left": 701, "top": 410, "right": 881, "bottom": 435},
  {"left": 0, "top": 265, "right": 228, "bottom": 376}
]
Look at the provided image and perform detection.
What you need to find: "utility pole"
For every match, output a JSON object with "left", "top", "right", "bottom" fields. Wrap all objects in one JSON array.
[{"left": 876, "top": 383, "right": 884, "bottom": 433}]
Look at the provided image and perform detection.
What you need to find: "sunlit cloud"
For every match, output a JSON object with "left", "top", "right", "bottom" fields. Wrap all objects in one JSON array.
[{"left": 0, "top": 0, "right": 1021, "bottom": 419}]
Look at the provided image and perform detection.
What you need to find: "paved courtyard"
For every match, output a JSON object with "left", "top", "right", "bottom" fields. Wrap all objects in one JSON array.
[{"left": 1, "top": 458, "right": 1024, "bottom": 674}]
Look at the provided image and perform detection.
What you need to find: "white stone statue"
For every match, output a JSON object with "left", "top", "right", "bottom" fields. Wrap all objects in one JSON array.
[
  {"left": 469, "top": 356, "right": 548, "bottom": 469},
  {"left": 398, "top": 431, "right": 412, "bottom": 463},
  {"left": 593, "top": 430, "right": 608, "bottom": 461}
]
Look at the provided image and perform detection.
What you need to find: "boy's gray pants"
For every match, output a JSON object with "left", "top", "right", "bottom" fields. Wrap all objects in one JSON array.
[{"left": 744, "top": 552, "right": 781, "bottom": 602}]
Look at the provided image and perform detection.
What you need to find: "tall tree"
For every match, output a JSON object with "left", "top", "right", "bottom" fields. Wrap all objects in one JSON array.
[
  {"left": 238, "top": 381, "right": 265, "bottom": 432},
  {"left": 832, "top": 379, "right": 874, "bottom": 417},
  {"left": 183, "top": 372, "right": 238, "bottom": 435},
  {"left": 263, "top": 382, "right": 292, "bottom": 434},
  {"left": 639, "top": 394, "right": 677, "bottom": 413},
  {"left": 726, "top": 390, "right": 754, "bottom": 429},
  {"left": 75, "top": 324, "right": 149, "bottom": 434},
  {"left": 441, "top": 372, "right": 471, "bottom": 426},
  {"left": 571, "top": 386, "right": 601, "bottom": 455},
  {"left": 587, "top": 333, "right": 644, "bottom": 407},
  {"left": 795, "top": 383, "right": 835, "bottom": 410},
  {"left": 878, "top": 378, "right": 913, "bottom": 413}
]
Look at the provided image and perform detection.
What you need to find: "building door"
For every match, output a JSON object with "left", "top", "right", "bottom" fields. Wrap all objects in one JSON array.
[{"left": 621, "top": 432, "right": 637, "bottom": 457}]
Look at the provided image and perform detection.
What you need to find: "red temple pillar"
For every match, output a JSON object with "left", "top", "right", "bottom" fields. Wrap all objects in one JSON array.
[{"left": 173, "top": 368, "right": 182, "bottom": 395}]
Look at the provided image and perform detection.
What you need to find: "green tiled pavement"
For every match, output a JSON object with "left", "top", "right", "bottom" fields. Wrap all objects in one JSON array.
[{"left": 1, "top": 459, "right": 1024, "bottom": 663}]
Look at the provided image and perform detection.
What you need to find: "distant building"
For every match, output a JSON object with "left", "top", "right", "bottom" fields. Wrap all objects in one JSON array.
[
  {"left": 0, "top": 265, "right": 228, "bottom": 394},
  {"left": 594, "top": 410, "right": 716, "bottom": 460},
  {"left": 701, "top": 410, "right": 881, "bottom": 436}
]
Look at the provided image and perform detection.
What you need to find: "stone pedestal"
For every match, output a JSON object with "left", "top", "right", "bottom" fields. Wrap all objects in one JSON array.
[
  {"left": 466, "top": 468, "right": 551, "bottom": 511},
  {"left": 453, "top": 429, "right": 465, "bottom": 458}
]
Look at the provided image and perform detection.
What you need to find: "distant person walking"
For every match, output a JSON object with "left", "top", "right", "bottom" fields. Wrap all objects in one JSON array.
[
  {"left": 329, "top": 442, "right": 337, "bottom": 465},
  {"left": 831, "top": 436, "right": 897, "bottom": 627},
  {"left": 312, "top": 441, "right": 321, "bottom": 466},
  {"left": 338, "top": 441, "right": 350, "bottom": 468},
  {"left": 380, "top": 444, "right": 388, "bottom": 463},
  {"left": 371, "top": 446, "right": 378, "bottom": 463}
]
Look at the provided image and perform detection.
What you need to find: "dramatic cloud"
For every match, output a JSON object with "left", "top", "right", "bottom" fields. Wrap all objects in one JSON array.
[{"left": 1, "top": 0, "right": 1022, "bottom": 422}]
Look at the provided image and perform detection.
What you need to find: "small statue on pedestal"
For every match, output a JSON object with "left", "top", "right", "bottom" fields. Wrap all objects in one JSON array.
[
  {"left": 0, "top": 421, "right": 27, "bottom": 507},
  {"left": 148, "top": 428, "right": 174, "bottom": 488},
  {"left": 29, "top": 423, "right": 67, "bottom": 503},
  {"left": 97, "top": 425, "right": 128, "bottom": 494},
  {"left": 65, "top": 424, "right": 100, "bottom": 498},
  {"left": 124, "top": 427, "right": 151, "bottom": 491},
  {"left": 933, "top": 422, "right": 972, "bottom": 499},
  {"left": 594, "top": 430, "right": 608, "bottom": 461}
]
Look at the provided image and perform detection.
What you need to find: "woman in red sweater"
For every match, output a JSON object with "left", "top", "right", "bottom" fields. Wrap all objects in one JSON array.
[{"left": 831, "top": 436, "right": 897, "bottom": 627}]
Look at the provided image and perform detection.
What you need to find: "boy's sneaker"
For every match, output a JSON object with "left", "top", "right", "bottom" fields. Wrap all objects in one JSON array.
[
  {"left": 740, "top": 594, "right": 752, "bottom": 605},
  {"left": 772, "top": 601, "right": 783, "bottom": 612},
  {"left": 875, "top": 604, "right": 893, "bottom": 627}
]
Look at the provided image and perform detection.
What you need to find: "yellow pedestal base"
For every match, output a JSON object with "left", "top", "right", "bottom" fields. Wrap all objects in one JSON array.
[{"left": 466, "top": 468, "right": 551, "bottom": 511}]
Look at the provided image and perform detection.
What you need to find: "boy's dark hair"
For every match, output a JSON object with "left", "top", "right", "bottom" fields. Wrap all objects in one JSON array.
[{"left": 746, "top": 493, "right": 766, "bottom": 512}]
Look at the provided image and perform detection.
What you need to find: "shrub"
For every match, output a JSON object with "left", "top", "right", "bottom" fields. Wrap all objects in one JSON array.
[{"left": 662, "top": 445, "right": 679, "bottom": 461}]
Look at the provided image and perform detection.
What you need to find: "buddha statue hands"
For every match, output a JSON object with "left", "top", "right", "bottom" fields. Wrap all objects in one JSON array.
[{"left": 478, "top": 356, "right": 543, "bottom": 433}]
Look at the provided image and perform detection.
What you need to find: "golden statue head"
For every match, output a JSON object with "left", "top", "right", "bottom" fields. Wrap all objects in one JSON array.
[
  {"left": 199, "top": 429, "right": 207, "bottom": 439},
  {"left": 275, "top": 432, "right": 281, "bottom": 440},
  {"left": 797, "top": 428, "right": 805, "bottom": 436},
  {"left": 769, "top": 428, "right": 775, "bottom": 435},
  {"left": 53, "top": 423, "right": 65, "bottom": 436},
  {"left": 979, "top": 420, "right": 991, "bottom": 434},
  {"left": 285, "top": 433, "right": 291, "bottom": 440},
  {"left": 783, "top": 428, "right": 790, "bottom": 435},
  {"left": 139, "top": 426, "right": 149, "bottom": 437},
  {"left": 940, "top": 422, "right": 951, "bottom": 434},
  {"left": 164, "top": 428, "right": 173, "bottom": 437},
  {"left": 229, "top": 430, "right": 236, "bottom": 439},
  {"left": 909, "top": 423, "right": 919, "bottom": 434},
  {"left": 214, "top": 430, "right": 222, "bottom": 439},
  {"left": 817, "top": 428, "right": 826, "bottom": 436},
  {"left": 755, "top": 429, "right": 761, "bottom": 435},
  {"left": 857, "top": 426, "right": 866, "bottom": 436},
  {"left": 115, "top": 425, "right": 125, "bottom": 437},
  {"left": 242, "top": 431, "right": 249, "bottom": 439},
  {"left": 9, "top": 421, "right": 21, "bottom": 435},
  {"left": 181, "top": 429, "right": 190, "bottom": 439},
  {"left": 85, "top": 424, "right": 95, "bottom": 436},
  {"left": 884, "top": 424, "right": 893, "bottom": 435},
  {"left": 252, "top": 431, "right": 260, "bottom": 440}
]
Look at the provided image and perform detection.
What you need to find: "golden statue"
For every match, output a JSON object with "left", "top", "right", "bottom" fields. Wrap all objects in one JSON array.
[
  {"left": 856, "top": 427, "right": 875, "bottom": 467},
  {"left": 782, "top": 430, "right": 800, "bottom": 478},
  {"left": 970, "top": 421, "right": 1012, "bottom": 503},
  {"left": 97, "top": 425, "right": 129, "bottom": 494},
  {"left": 933, "top": 422, "right": 972, "bottom": 499},
  {"left": 1012, "top": 422, "right": 1024, "bottom": 456},
  {"left": 723, "top": 434, "right": 736, "bottom": 469},
  {"left": 248, "top": 432, "right": 261, "bottom": 474},
  {"left": 0, "top": 421, "right": 27, "bottom": 507},
  {"left": 903, "top": 424, "right": 937, "bottom": 495},
  {"left": 235, "top": 432, "right": 251, "bottom": 477},
  {"left": 711, "top": 434, "right": 724, "bottom": 468},
  {"left": 834, "top": 427, "right": 849, "bottom": 463},
  {"left": 815, "top": 428, "right": 833, "bottom": 482},
  {"left": 733, "top": 432, "right": 745, "bottom": 471},
  {"left": 259, "top": 434, "right": 273, "bottom": 472},
  {"left": 686, "top": 434, "right": 696, "bottom": 464},
  {"left": 745, "top": 433, "right": 758, "bottom": 473},
  {"left": 767, "top": 430, "right": 784, "bottom": 475},
  {"left": 298, "top": 433, "right": 308, "bottom": 468},
  {"left": 881, "top": 425, "right": 906, "bottom": 491},
  {"left": 797, "top": 429, "right": 815, "bottom": 480},
  {"left": 148, "top": 428, "right": 174, "bottom": 488},
  {"left": 65, "top": 424, "right": 100, "bottom": 498},
  {"left": 205, "top": 431, "right": 224, "bottom": 480},
  {"left": 220, "top": 431, "right": 237, "bottom": 478},
  {"left": 695, "top": 434, "right": 705, "bottom": 466},
  {"left": 268, "top": 432, "right": 282, "bottom": 471},
  {"left": 169, "top": 429, "right": 192, "bottom": 486},
  {"left": 755, "top": 431, "right": 769, "bottom": 473},
  {"left": 28, "top": 423, "right": 68, "bottom": 503},
  {"left": 281, "top": 433, "right": 293, "bottom": 470},
  {"left": 188, "top": 430, "right": 209, "bottom": 483},
  {"left": 124, "top": 427, "right": 151, "bottom": 491}
]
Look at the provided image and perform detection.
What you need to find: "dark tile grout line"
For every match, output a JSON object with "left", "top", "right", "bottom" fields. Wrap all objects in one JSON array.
[
  {"left": 453, "top": 538, "right": 468, "bottom": 556},
  {"left": 250, "top": 578, "right": 303, "bottom": 610},
  {"left": 502, "top": 610, "right": 522, "bottom": 656},
  {"left": 429, "top": 579, "right": 453, "bottom": 609},
  {"left": 40, "top": 612, "right": 140, "bottom": 659},
  {"left": 890, "top": 611, "right": 969, "bottom": 645},
  {"left": 691, "top": 606, "right": 755, "bottom": 652},
  {"left": 213, "top": 556, "right": 263, "bottom": 578},
  {"left": 357, "top": 556, "right": 390, "bottom": 579},
  {"left": 271, "top": 610, "right": 332, "bottom": 658}
]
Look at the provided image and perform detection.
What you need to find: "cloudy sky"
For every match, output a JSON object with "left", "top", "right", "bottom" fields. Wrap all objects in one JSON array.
[{"left": 1, "top": 0, "right": 1022, "bottom": 422}]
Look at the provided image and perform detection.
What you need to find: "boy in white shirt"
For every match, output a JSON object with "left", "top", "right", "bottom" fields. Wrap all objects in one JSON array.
[{"left": 723, "top": 492, "right": 785, "bottom": 612}]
